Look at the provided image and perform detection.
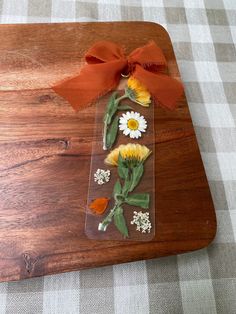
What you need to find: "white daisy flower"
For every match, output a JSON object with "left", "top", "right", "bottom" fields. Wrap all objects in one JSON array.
[{"left": 119, "top": 111, "right": 147, "bottom": 139}]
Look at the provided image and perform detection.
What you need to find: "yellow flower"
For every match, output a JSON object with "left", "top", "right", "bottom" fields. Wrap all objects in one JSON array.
[
  {"left": 104, "top": 143, "right": 151, "bottom": 166},
  {"left": 126, "top": 77, "right": 151, "bottom": 107}
]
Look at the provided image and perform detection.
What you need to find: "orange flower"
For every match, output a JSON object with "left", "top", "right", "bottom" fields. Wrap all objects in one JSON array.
[{"left": 89, "top": 197, "right": 109, "bottom": 215}]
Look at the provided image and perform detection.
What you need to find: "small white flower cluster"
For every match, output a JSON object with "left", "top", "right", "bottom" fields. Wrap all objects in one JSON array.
[
  {"left": 131, "top": 211, "right": 152, "bottom": 233},
  {"left": 94, "top": 168, "right": 111, "bottom": 185}
]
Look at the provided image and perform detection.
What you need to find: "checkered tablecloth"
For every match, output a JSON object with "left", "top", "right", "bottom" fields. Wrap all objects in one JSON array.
[{"left": 0, "top": 1, "right": 236, "bottom": 313}]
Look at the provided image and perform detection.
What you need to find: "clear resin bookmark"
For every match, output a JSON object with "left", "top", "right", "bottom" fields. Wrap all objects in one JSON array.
[{"left": 85, "top": 79, "right": 155, "bottom": 241}]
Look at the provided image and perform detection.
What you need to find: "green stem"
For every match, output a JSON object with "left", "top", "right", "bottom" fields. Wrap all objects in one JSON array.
[
  {"left": 102, "top": 114, "right": 109, "bottom": 150},
  {"left": 98, "top": 202, "right": 121, "bottom": 231},
  {"left": 115, "top": 93, "right": 128, "bottom": 103}
]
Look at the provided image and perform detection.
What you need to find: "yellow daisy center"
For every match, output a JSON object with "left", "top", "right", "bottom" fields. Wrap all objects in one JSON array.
[{"left": 127, "top": 118, "right": 139, "bottom": 130}]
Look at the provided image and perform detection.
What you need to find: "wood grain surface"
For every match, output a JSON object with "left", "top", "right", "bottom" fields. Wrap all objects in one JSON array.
[{"left": 0, "top": 22, "right": 216, "bottom": 282}]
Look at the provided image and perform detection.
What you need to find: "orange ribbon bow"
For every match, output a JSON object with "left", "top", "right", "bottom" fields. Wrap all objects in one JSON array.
[{"left": 52, "top": 40, "right": 183, "bottom": 111}]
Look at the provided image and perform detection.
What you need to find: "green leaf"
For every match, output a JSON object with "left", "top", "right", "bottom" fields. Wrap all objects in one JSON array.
[
  {"left": 122, "top": 178, "right": 131, "bottom": 196},
  {"left": 117, "top": 154, "right": 128, "bottom": 180},
  {"left": 117, "top": 104, "right": 133, "bottom": 111},
  {"left": 103, "top": 92, "right": 118, "bottom": 125},
  {"left": 122, "top": 171, "right": 132, "bottom": 196},
  {"left": 125, "top": 193, "right": 150, "bottom": 209},
  {"left": 129, "top": 163, "right": 144, "bottom": 192},
  {"left": 106, "top": 116, "right": 119, "bottom": 149},
  {"left": 104, "top": 92, "right": 118, "bottom": 115},
  {"left": 104, "top": 92, "right": 119, "bottom": 125},
  {"left": 118, "top": 153, "right": 124, "bottom": 167},
  {"left": 114, "top": 207, "right": 128, "bottom": 237},
  {"left": 118, "top": 165, "right": 129, "bottom": 181},
  {"left": 113, "top": 179, "right": 122, "bottom": 196}
]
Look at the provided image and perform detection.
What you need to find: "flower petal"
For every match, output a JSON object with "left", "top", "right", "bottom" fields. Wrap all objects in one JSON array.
[
  {"left": 124, "top": 128, "right": 130, "bottom": 136},
  {"left": 119, "top": 124, "right": 126, "bottom": 130},
  {"left": 126, "top": 112, "right": 131, "bottom": 119},
  {"left": 130, "top": 131, "right": 136, "bottom": 138},
  {"left": 134, "top": 112, "right": 140, "bottom": 119},
  {"left": 89, "top": 197, "right": 109, "bottom": 215},
  {"left": 119, "top": 117, "right": 127, "bottom": 124},
  {"left": 136, "top": 130, "right": 142, "bottom": 138}
]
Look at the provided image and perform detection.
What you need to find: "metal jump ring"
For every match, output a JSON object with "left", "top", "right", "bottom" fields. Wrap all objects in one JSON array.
[{"left": 121, "top": 72, "right": 130, "bottom": 78}]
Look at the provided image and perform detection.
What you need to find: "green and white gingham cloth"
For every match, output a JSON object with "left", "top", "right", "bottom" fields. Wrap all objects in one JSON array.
[{"left": 1, "top": 0, "right": 236, "bottom": 313}]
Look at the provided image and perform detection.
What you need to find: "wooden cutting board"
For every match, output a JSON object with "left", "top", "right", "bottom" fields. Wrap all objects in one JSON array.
[{"left": 0, "top": 22, "right": 216, "bottom": 282}]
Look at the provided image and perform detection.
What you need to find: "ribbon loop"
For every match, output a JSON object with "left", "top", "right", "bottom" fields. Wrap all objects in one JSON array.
[
  {"left": 85, "top": 41, "right": 125, "bottom": 63},
  {"left": 52, "top": 40, "right": 183, "bottom": 111},
  {"left": 128, "top": 41, "right": 167, "bottom": 68}
]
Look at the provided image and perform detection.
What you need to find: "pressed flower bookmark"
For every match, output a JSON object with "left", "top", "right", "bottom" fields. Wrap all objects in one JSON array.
[{"left": 85, "top": 85, "right": 155, "bottom": 241}]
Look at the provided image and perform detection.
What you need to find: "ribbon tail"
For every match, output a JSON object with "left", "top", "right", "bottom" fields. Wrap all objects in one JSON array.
[
  {"left": 133, "top": 65, "right": 184, "bottom": 110},
  {"left": 52, "top": 59, "right": 126, "bottom": 111}
]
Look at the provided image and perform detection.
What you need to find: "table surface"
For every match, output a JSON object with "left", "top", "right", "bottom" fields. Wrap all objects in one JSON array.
[
  {"left": 0, "top": 21, "right": 216, "bottom": 282},
  {"left": 1, "top": 2, "right": 236, "bottom": 314}
]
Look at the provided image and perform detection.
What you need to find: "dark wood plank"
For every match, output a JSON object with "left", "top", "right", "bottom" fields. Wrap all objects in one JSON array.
[{"left": 0, "top": 22, "right": 216, "bottom": 282}]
